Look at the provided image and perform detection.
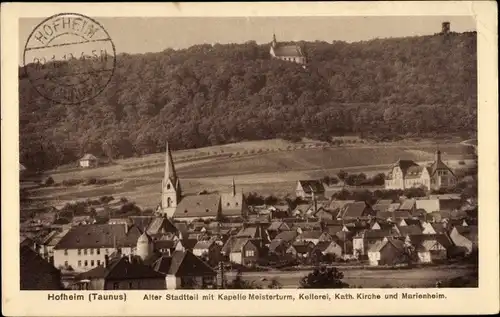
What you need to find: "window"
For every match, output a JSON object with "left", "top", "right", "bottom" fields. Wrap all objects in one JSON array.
[
  {"left": 129, "top": 282, "right": 133, "bottom": 289},
  {"left": 84, "top": 260, "right": 88, "bottom": 267},
  {"left": 235, "top": 202, "right": 239, "bottom": 206},
  {"left": 90, "top": 249, "right": 94, "bottom": 255},
  {"left": 167, "top": 184, "right": 171, "bottom": 190},
  {"left": 97, "top": 249, "right": 100, "bottom": 255},
  {"left": 64, "top": 249, "right": 68, "bottom": 255},
  {"left": 78, "top": 260, "right": 82, "bottom": 267},
  {"left": 167, "top": 197, "right": 172, "bottom": 207},
  {"left": 77, "top": 249, "right": 81, "bottom": 255},
  {"left": 91, "top": 260, "right": 95, "bottom": 266},
  {"left": 97, "top": 260, "right": 101, "bottom": 266},
  {"left": 84, "top": 249, "right": 88, "bottom": 255},
  {"left": 245, "top": 250, "right": 255, "bottom": 257},
  {"left": 227, "top": 202, "right": 230, "bottom": 206},
  {"left": 113, "top": 283, "right": 119, "bottom": 290},
  {"left": 105, "top": 248, "right": 109, "bottom": 254}
]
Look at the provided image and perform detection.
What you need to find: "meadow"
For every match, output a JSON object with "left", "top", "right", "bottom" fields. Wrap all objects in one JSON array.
[
  {"left": 22, "top": 139, "right": 475, "bottom": 211},
  {"left": 226, "top": 265, "right": 477, "bottom": 288}
]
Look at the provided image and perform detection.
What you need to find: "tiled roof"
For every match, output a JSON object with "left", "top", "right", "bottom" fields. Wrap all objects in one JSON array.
[
  {"left": 428, "top": 156, "right": 455, "bottom": 176},
  {"left": 20, "top": 245, "right": 62, "bottom": 290},
  {"left": 268, "top": 239, "right": 286, "bottom": 253},
  {"left": 340, "top": 202, "right": 374, "bottom": 219},
  {"left": 372, "top": 203, "right": 391, "bottom": 213},
  {"left": 267, "top": 222, "right": 284, "bottom": 231},
  {"left": 193, "top": 240, "right": 213, "bottom": 250},
  {"left": 326, "top": 225, "right": 343, "bottom": 235},
  {"left": 405, "top": 165, "right": 425, "bottom": 179},
  {"left": 78, "top": 257, "right": 164, "bottom": 281},
  {"left": 230, "top": 238, "right": 250, "bottom": 253},
  {"left": 356, "top": 229, "right": 392, "bottom": 239},
  {"left": 454, "top": 225, "right": 478, "bottom": 243},
  {"left": 398, "top": 199, "right": 416, "bottom": 211},
  {"left": 397, "top": 225, "right": 422, "bottom": 236},
  {"left": 80, "top": 154, "right": 97, "bottom": 161},
  {"left": 392, "top": 210, "right": 412, "bottom": 220},
  {"left": 408, "top": 234, "right": 454, "bottom": 251},
  {"left": 297, "top": 180, "right": 325, "bottom": 194},
  {"left": 376, "top": 200, "right": 393, "bottom": 205},
  {"left": 179, "top": 239, "right": 198, "bottom": 251},
  {"left": 53, "top": 224, "right": 141, "bottom": 250},
  {"left": 155, "top": 239, "right": 177, "bottom": 250},
  {"left": 313, "top": 241, "right": 332, "bottom": 252},
  {"left": 329, "top": 200, "right": 355, "bottom": 211},
  {"left": 272, "top": 44, "right": 304, "bottom": 58},
  {"left": 166, "top": 251, "right": 216, "bottom": 277},
  {"left": 173, "top": 194, "right": 221, "bottom": 218},
  {"left": 274, "top": 230, "right": 298, "bottom": 242},
  {"left": 386, "top": 159, "right": 419, "bottom": 179},
  {"left": 297, "top": 230, "right": 322, "bottom": 240},
  {"left": 370, "top": 237, "right": 405, "bottom": 253},
  {"left": 130, "top": 216, "right": 156, "bottom": 232},
  {"left": 146, "top": 217, "right": 177, "bottom": 235},
  {"left": 290, "top": 242, "right": 313, "bottom": 254},
  {"left": 220, "top": 192, "right": 245, "bottom": 217}
]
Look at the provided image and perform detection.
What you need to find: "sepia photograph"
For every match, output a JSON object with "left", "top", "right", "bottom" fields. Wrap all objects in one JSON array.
[
  {"left": 2, "top": 2, "right": 498, "bottom": 316},
  {"left": 17, "top": 14, "right": 480, "bottom": 291}
]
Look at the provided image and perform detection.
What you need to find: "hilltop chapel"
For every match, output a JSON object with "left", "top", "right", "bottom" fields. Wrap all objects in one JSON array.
[
  {"left": 158, "top": 143, "right": 248, "bottom": 222},
  {"left": 269, "top": 33, "right": 307, "bottom": 67}
]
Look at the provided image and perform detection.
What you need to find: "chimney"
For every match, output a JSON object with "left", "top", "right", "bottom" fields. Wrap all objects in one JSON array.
[{"left": 104, "top": 255, "right": 109, "bottom": 268}]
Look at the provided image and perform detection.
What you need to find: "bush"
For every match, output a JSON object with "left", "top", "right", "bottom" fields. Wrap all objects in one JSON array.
[
  {"left": 62, "top": 178, "right": 84, "bottom": 186},
  {"left": 44, "top": 176, "right": 55, "bottom": 186}
]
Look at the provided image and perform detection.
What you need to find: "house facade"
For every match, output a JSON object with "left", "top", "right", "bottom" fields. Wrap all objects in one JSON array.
[
  {"left": 79, "top": 154, "right": 98, "bottom": 168},
  {"left": 295, "top": 180, "right": 325, "bottom": 200},
  {"left": 385, "top": 150, "right": 457, "bottom": 190}
]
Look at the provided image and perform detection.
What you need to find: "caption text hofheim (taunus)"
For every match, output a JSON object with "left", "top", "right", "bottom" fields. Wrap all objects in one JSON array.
[{"left": 47, "top": 291, "right": 447, "bottom": 302}]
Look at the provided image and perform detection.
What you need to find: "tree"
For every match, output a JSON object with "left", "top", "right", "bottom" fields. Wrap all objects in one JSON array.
[
  {"left": 226, "top": 270, "right": 260, "bottom": 289},
  {"left": 299, "top": 266, "right": 349, "bottom": 288},
  {"left": 44, "top": 176, "right": 55, "bottom": 186},
  {"left": 268, "top": 278, "right": 282, "bottom": 289},
  {"left": 337, "top": 170, "right": 348, "bottom": 187}
]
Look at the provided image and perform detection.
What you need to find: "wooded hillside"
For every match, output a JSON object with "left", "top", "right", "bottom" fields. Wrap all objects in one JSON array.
[{"left": 19, "top": 32, "right": 477, "bottom": 171}]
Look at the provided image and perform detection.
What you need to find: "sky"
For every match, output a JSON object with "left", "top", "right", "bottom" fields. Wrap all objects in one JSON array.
[{"left": 19, "top": 16, "right": 476, "bottom": 59}]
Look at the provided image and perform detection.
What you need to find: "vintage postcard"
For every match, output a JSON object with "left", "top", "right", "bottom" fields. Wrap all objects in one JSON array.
[{"left": 1, "top": 1, "right": 498, "bottom": 316}]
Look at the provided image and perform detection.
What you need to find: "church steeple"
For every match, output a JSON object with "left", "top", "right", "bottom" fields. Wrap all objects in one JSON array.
[
  {"left": 164, "top": 141, "right": 177, "bottom": 184},
  {"left": 272, "top": 32, "right": 277, "bottom": 48},
  {"left": 161, "top": 141, "right": 180, "bottom": 217}
]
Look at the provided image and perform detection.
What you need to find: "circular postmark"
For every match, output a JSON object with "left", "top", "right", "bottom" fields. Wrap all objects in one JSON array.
[{"left": 23, "top": 13, "right": 116, "bottom": 105}]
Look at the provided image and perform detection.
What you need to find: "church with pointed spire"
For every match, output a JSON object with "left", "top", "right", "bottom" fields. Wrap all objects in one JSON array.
[
  {"left": 269, "top": 33, "right": 307, "bottom": 67},
  {"left": 159, "top": 142, "right": 248, "bottom": 222},
  {"left": 161, "top": 142, "right": 181, "bottom": 217}
]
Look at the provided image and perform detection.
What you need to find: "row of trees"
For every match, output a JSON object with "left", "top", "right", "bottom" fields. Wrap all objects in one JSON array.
[{"left": 20, "top": 32, "right": 477, "bottom": 171}]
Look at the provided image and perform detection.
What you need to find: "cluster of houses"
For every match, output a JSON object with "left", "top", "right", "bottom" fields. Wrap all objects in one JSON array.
[
  {"left": 19, "top": 143, "right": 477, "bottom": 290},
  {"left": 21, "top": 189, "right": 478, "bottom": 290}
]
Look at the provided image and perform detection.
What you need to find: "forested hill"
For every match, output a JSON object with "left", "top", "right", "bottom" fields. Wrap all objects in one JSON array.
[{"left": 20, "top": 32, "right": 477, "bottom": 171}]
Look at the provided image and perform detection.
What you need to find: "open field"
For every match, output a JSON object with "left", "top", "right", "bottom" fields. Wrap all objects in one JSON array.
[
  {"left": 225, "top": 265, "right": 477, "bottom": 288},
  {"left": 22, "top": 139, "right": 475, "bottom": 210}
]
